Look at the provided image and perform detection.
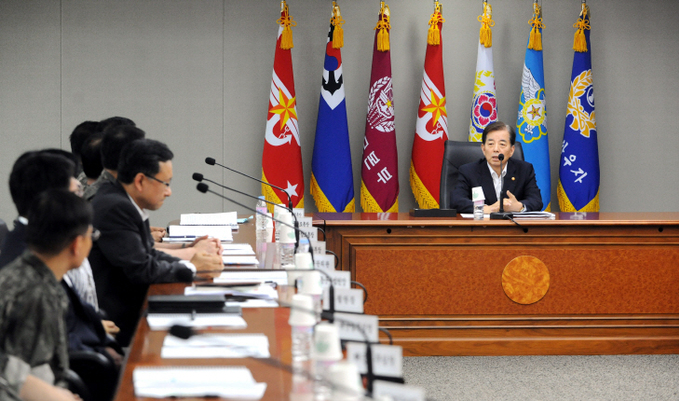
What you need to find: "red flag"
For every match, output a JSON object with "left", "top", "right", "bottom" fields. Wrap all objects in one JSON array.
[
  {"left": 360, "top": 3, "right": 398, "bottom": 213},
  {"left": 262, "top": 2, "right": 304, "bottom": 209},
  {"left": 410, "top": 2, "right": 448, "bottom": 209}
]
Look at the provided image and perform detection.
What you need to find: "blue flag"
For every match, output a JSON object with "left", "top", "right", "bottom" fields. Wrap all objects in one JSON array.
[
  {"left": 310, "top": 21, "right": 355, "bottom": 212},
  {"left": 557, "top": 4, "right": 599, "bottom": 212},
  {"left": 517, "top": 4, "right": 551, "bottom": 211}
]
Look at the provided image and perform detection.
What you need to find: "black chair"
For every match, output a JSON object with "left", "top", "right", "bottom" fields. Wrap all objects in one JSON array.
[
  {"left": 0, "top": 219, "right": 8, "bottom": 248},
  {"left": 438, "top": 140, "right": 524, "bottom": 209},
  {"left": 69, "top": 350, "right": 119, "bottom": 401}
]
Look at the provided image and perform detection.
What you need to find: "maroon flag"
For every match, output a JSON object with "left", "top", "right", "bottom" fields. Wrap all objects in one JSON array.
[{"left": 360, "top": 3, "right": 398, "bottom": 213}]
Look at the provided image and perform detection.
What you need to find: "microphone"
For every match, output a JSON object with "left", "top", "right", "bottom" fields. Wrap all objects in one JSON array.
[
  {"left": 196, "top": 182, "right": 335, "bottom": 315},
  {"left": 490, "top": 153, "right": 513, "bottom": 220},
  {"left": 205, "top": 157, "right": 293, "bottom": 210},
  {"left": 192, "top": 172, "right": 299, "bottom": 239}
]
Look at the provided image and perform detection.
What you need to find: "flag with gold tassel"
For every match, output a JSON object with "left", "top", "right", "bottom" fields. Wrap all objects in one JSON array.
[
  {"left": 410, "top": 1, "right": 448, "bottom": 209},
  {"left": 557, "top": 2, "right": 600, "bottom": 212},
  {"left": 310, "top": 1, "right": 355, "bottom": 212},
  {"left": 262, "top": 1, "right": 304, "bottom": 209},
  {"left": 516, "top": 1, "right": 551, "bottom": 211},
  {"left": 361, "top": 1, "right": 398, "bottom": 213},
  {"left": 468, "top": 0, "right": 498, "bottom": 142}
]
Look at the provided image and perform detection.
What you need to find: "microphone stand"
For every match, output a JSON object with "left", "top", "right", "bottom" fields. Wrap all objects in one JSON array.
[
  {"left": 192, "top": 172, "right": 299, "bottom": 238},
  {"left": 490, "top": 153, "right": 514, "bottom": 220},
  {"left": 205, "top": 157, "right": 294, "bottom": 211},
  {"left": 196, "top": 183, "right": 335, "bottom": 316}
]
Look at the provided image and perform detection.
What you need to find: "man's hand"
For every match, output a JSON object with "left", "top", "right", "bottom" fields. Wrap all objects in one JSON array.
[
  {"left": 150, "top": 226, "right": 166, "bottom": 242},
  {"left": 101, "top": 320, "right": 120, "bottom": 336},
  {"left": 483, "top": 201, "right": 500, "bottom": 214},
  {"left": 190, "top": 252, "right": 223, "bottom": 278},
  {"left": 105, "top": 346, "right": 124, "bottom": 367},
  {"left": 193, "top": 237, "right": 222, "bottom": 256},
  {"left": 503, "top": 190, "right": 524, "bottom": 212}
]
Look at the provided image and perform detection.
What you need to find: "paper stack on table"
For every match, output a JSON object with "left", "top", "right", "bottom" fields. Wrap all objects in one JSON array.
[
  {"left": 146, "top": 313, "right": 246, "bottom": 330},
  {"left": 133, "top": 366, "right": 266, "bottom": 399},
  {"left": 161, "top": 333, "right": 270, "bottom": 359}
]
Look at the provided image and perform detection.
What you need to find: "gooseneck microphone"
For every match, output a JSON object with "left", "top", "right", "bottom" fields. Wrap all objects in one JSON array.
[
  {"left": 196, "top": 182, "right": 335, "bottom": 315},
  {"left": 192, "top": 172, "right": 297, "bottom": 225},
  {"left": 490, "top": 153, "right": 513, "bottom": 220},
  {"left": 205, "top": 157, "right": 293, "bottom": 211}
]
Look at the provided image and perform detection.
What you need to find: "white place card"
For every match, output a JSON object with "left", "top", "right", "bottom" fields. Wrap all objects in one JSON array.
[
  {"left": 345, "top": 343, "right": 403, "bottom": 378},
  {"left": 323, "top": 287, "right": 364, "bottom": 313},
  {"left": 320, "top": 270, "right": 351, "bottom": 289},
  {"left": 313, "top": 254, "right": 335, "bottom": 272},
  {"left": 334, "top": 312, "right": 379, "bottom": 343}
]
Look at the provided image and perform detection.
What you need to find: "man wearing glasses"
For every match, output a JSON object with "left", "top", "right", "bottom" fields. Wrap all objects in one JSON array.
[{"left": 88, "top": 139, "right": 223, "bottom": 346}]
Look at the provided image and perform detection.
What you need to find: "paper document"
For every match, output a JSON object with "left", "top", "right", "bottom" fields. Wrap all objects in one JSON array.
[
  {"left": 133, "top": 366, "right": 266, "bottom": 399},
  {"left": 180, "top": 211, "right": 238, "bottom": 227},
  {"left": 461, "top": 212, "right": 555, "bottom": 220},
  {"left": 146, "top": 313, "right": 246, "bottom": 330},
  {"left": 222, "top": 256, "right": 259, "bottom": 265},
  {"left": 215, "top": 271, "right": 288, "bottom": 286},
  {"left": 168, "top": 225, "right": 233, "bottom": 241},
  {"left": 161, "top": 333, "right": 270, "bottom": 359}
]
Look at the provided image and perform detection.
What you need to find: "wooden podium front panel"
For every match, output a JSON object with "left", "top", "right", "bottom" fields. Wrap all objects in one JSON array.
[{"left": 318, "top": 213, "right": 679, "bottom": 356}]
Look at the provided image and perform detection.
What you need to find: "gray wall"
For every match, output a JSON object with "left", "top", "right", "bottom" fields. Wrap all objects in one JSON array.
[{"left": 1, "top": 0, "right": 677, "bottom": 228}]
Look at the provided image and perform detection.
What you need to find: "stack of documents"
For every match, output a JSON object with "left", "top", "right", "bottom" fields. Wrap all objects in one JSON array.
[
  {"left": 167, "top": 225, "right": 233, "bottom": 242},
  {"left": 161, "top": 333, "right": 270, "bottom": 359},
  {"left": 185, "top": 283, "right": 279, "bottom": 308},
  {"left": 223, "top": 243, "right": 255, "bottom": 256},
  {"left": 146, "top": 313, "right": 246, "bottom": 330},
  {"left": 133, "top": 366, "right": 266, "bottom": 399}
]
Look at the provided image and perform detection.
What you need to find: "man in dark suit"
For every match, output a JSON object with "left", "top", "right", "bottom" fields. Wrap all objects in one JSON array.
[
  {"left": 88, "top": 139, "right": 223, "bottom": 346},
  {"left": 451, "top": 121, "right": 542, "bottom": 214}
]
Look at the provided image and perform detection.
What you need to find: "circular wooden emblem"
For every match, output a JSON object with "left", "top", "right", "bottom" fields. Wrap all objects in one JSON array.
[{"left": 502, "top": 256, "right": 550, "bottom": 305}]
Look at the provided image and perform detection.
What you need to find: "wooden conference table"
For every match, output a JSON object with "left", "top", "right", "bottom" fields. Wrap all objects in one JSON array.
[
  {"left": 114, "top": 222, "right": 303, "bottom": 401},
  {"left": 314, "top": 212, "right": 679, "bottom": 356}
]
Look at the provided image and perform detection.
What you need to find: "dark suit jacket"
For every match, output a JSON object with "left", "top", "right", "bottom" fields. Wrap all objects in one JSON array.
[
  {"left": 88, "top": 180, "right": 193, "bottom": 346},
  {"left": 451, "top": 158, "right": 543, "bottom": 214},
  {"left": 0, "top": 219, "right": 27, "bottom": 269}
]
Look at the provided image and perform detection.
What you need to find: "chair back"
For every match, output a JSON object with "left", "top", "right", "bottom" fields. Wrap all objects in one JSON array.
[
  {"left": 438, "top": 141, "right": 524, "bottom": 209},
  {"left": 0, "top": 219, "right": 8, "bottom": 248}
]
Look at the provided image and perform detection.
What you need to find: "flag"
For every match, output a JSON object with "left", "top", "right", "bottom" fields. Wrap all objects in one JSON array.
[
  {"left": 262, "top": 1, "right": 304, "bottom": 209},
  {"left": 310, "top": 2, "right": 355, "bottom": 213},
  {"left": 516, "top": 2, "right": 551, "bottom": 211},
  {"left": 557, "top": 3, "right": 599, "bottom": 212},
  {"left": 410, "top": 1, "right": 448, "bottom": 209},
  {"left": 468, "top": 1, "right": 498, "bottom": 142},
  {"left": 361, "top": 2, "right": 398, "bottom": 213}
]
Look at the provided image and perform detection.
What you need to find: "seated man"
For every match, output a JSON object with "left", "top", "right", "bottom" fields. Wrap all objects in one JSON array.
[
  {"left": 451, "top": 121, "right": 542, "bottom": 214},
  {"left": 0, "top": 190, "right": 94, "bottom": 390},
  {"left": 88, "top": 139, "right": 223, "bottom": 346}
]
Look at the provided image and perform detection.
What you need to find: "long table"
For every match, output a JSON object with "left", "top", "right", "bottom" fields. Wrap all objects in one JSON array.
[
  {"left": 113, "top": 282, "right": 296, "bottom": 401},
  {"left": 315, "top": 212, "right": 679, "bottom": 356}
]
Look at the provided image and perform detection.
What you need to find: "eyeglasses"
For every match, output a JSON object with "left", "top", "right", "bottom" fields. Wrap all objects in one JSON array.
[
  {"left": 91, "top": 229, "right": 101, "bottom": 242},
  {"left": 145, "top": 174, "right": 171, "bottom": 188}
]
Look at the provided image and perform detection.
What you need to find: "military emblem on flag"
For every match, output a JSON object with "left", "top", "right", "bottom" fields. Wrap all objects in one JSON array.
[
  {"left": 361, "top": 1, "right": 399, "bottom": 213},
  {"left": 517, "top": 1, "right": 551, "bottom": 211},
  {"left": 310, "top": 1, "right": 355, "bottom": 213},
  {"left": 261, "top": 1, "right": 304, "bottom": 209},
  {"left": 469, "top": 0, "right": 498, "bottom": 143},
  {"left": 410, "top": 1, "right": 448, "bottom": 209},
  {"left": 558, "top": 2, "right": 600, "bottom": 212}
]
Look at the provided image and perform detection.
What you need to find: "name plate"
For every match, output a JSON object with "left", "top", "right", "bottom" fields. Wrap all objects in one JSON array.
[
  {"left": 372, "top": 381, "right": 425, "bottom": 401},
  {"left": 313, "top": 254, "right": 335, "bottom": 272},
  {"left": 292, "top": 208, "right": 305, "bottom": 221},
  {"left": 346, "top": 343, "right": 403, "bottom": 378},
  {"left": 297, "top": 216, "right": 313, "bottom": 229},
  {"left": 299, "top": 226, "right": 318, "bottom": 242},
  {"left": 323, "top": 287, "right": 363, "bottom": 313},
  {"left": 310, "top": 241, "right": 326, "bottom": 258},
  {"left": 320, "top": 270, "right": 350, "bottom": 289},
  {"left": 334, "top": 312, "right": 378, "bottom": 343}
]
